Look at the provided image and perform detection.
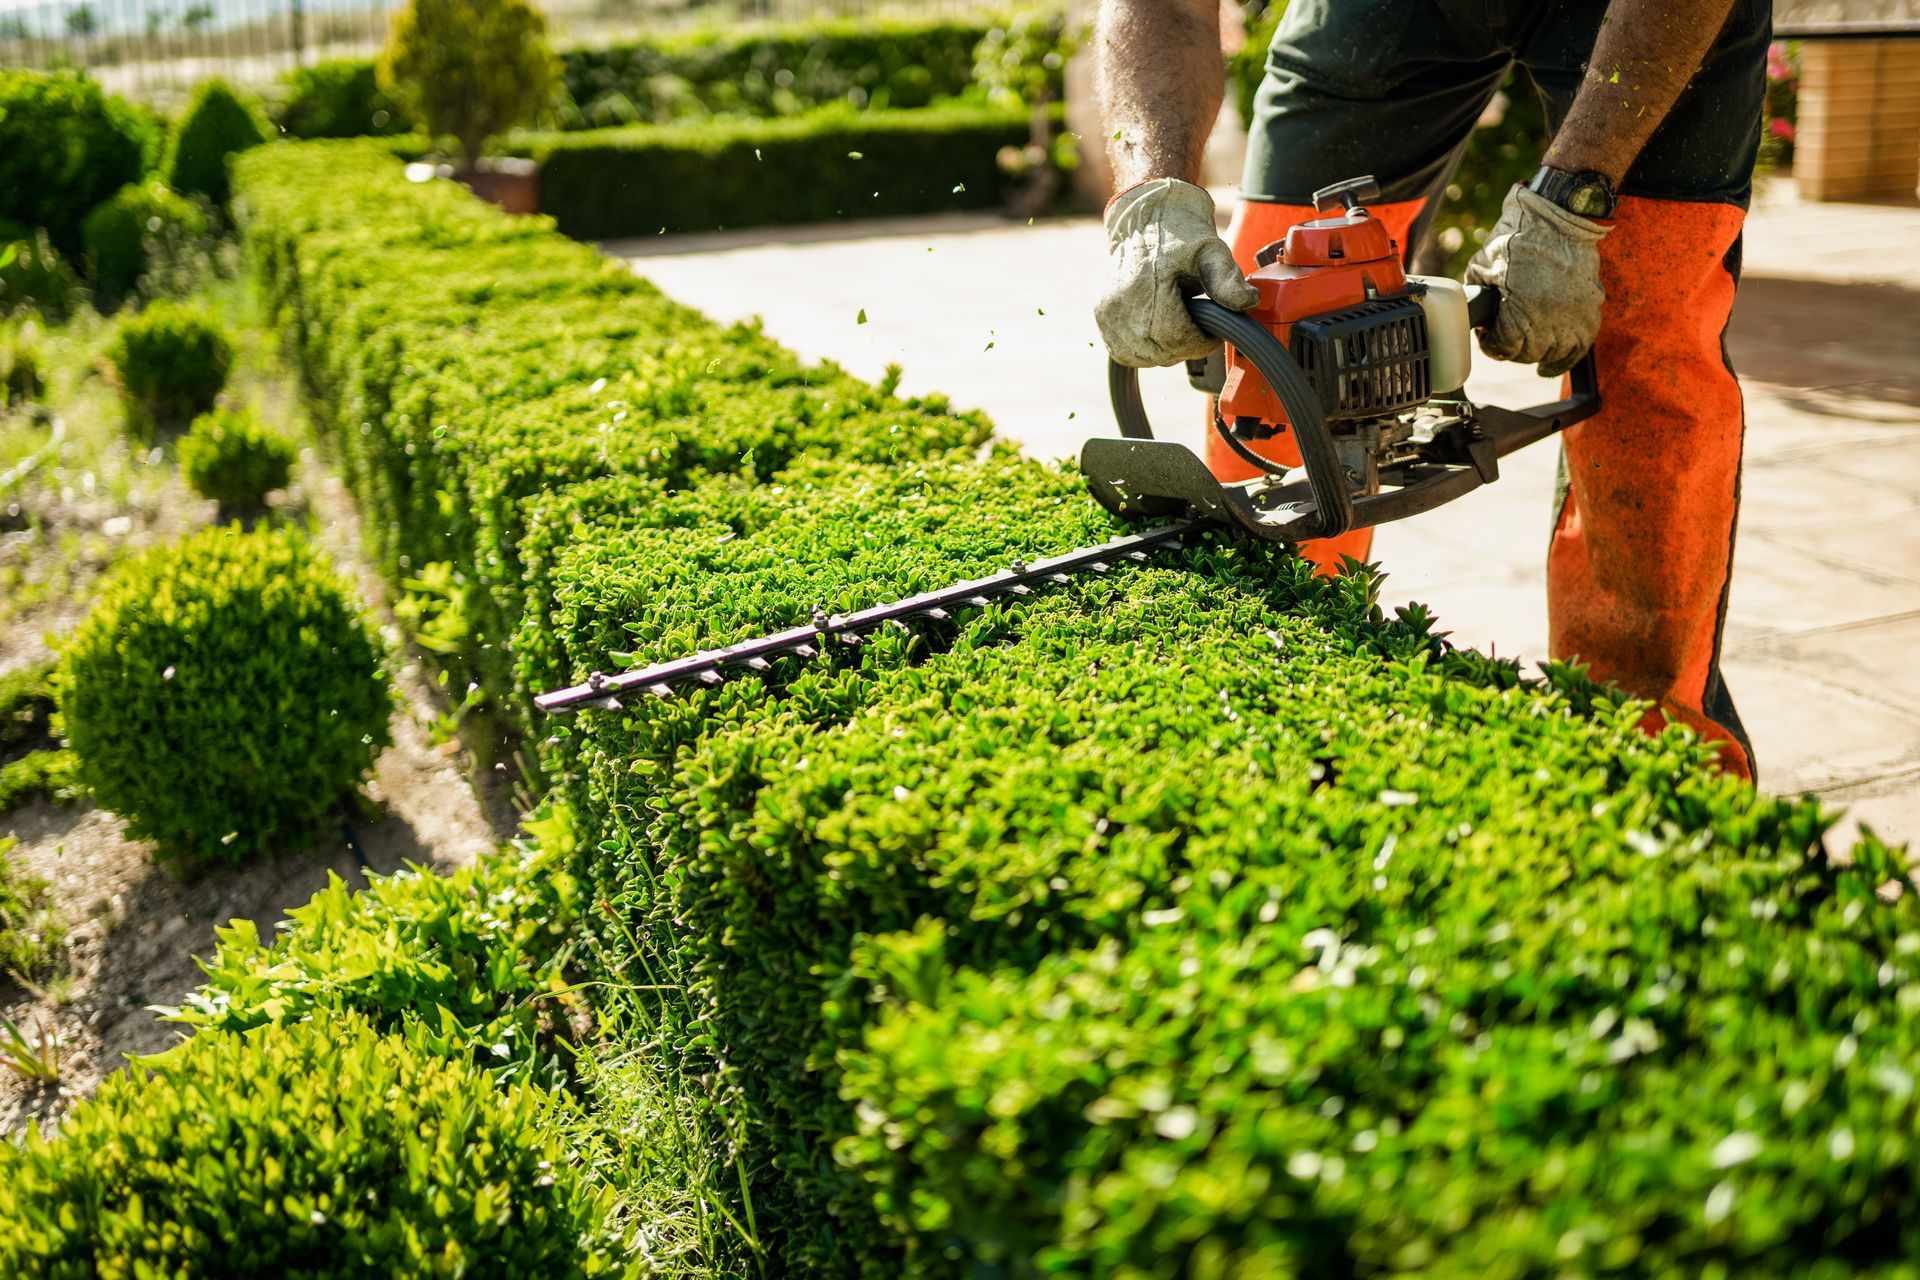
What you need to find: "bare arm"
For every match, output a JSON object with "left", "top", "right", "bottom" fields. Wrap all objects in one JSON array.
[
  {"left": 1094, "top": 0, "right": 1224, "bottom": 190},
  {"left": 1544, "top": 0, "right": 1741, "bottom": 185}
]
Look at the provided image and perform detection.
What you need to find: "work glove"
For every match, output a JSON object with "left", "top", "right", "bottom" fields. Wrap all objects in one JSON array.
[
  {"left": 1464, "top": 185, "right": 1610, "bottom": 378},
  {"left": 1096, "top": 178, "right": 1260, "bottom": 368}
]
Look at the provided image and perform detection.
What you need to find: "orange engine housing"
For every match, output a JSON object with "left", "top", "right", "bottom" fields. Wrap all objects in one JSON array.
[{"left": 1217, "top": 207, "right": 1409, "bottom": 429}]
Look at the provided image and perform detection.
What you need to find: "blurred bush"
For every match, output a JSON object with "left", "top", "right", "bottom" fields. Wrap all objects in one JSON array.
[
  {"left": 163, "top": 80, "right": 271, "bottom": 213},
  {"left": 277, "top": 58, "right": 415, "bottom": 139},
  {"left": 1760, "top": 40, "right": 1798, "bottom": 170},
  {"left": 1, "top": 325, "right": 45, "bottom": 406},
  {"left": 178, "top": 406, "right": 297, "bottom": 512},
  {"left": 106, "top": 300, "right": 232, "bottom": 437},
  {"left": 0, "top": 231, "right": 82, "bottom": 324},
  {"left": 57, "top": 524, "right": 394, "bottom": 866},
  {"left": 0, "top": 70, "right": 158, "bottom": 258},
  {"left": 81, "top": 182, "right": 213, "bottom": 308}
]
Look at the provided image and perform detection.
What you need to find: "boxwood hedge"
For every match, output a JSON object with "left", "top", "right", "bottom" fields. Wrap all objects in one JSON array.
[
  {"left": 522, "top": 102, "right": 1034, "bottom": 241},
  {"left": 233, "top": 141, "right": 1917, "bottom": 1279}
]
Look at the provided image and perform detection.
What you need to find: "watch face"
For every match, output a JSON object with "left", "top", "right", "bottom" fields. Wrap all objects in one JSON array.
[{"left": 1567, "top": 183, "right": 1611, "bottom": 216}]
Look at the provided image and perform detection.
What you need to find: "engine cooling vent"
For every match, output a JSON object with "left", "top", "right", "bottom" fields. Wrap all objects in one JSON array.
[{"left": 1290, "top": 296, "right": 1431, "bottom": 420}]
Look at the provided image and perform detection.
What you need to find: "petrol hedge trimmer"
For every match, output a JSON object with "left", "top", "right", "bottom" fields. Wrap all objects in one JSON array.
[{"left": 535, "top": 176, "right": 1598, "bottom": 714}]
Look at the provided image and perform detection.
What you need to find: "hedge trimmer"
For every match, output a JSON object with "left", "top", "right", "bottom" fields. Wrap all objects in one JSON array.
[{"left": 535, "top": 176, "right": 1598, "bottom": 714}]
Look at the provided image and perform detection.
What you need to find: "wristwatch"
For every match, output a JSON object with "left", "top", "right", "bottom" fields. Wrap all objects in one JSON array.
[{"left": 1527, "top": 165, "right": 1617, "bottom": 218}]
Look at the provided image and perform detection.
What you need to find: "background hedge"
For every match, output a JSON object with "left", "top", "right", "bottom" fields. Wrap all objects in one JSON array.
[
  {"left": 524, "top": 102, "right": 1034, "bottom": 239},
  {"left": 272, "top": 15, "right": 1018, "bottom": 138},
  {"left": 232, "top": 141, "right": 1919, "bottom": 1280}
]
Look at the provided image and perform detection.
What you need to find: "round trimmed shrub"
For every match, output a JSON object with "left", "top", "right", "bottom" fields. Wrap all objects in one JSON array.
[
  {"left": 57, "top": 524, "right": 394, "bottom": 865},
  {"left": 178, "top": 407, "right": 297, "bottom": 510},
  {"left": 0, "top": 230, "right": 81, "bottom": 323},
  {"left": 162, "top": 79, "right": 270, "bottom": 212},
  {"left": 106, "top": 300, "right": 232, "bottom": 437},
  {"left": 0, "top": 1013, "right": 631, "bottom": 1277},
  {"left": 81, "top": 182, "right": 212, "bottom": 305},
  {"left": 0, "top": 70, "right": 157, "bottom": 257}
]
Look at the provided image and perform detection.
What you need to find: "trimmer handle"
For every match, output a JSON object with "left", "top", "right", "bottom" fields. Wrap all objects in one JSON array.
[{"left": 1464, "top": 282, "right": 1500, "bottom": 330}]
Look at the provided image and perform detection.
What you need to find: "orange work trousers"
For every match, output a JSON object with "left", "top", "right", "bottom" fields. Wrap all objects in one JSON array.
[{"left": 1217, "top": 196, "right": 1755, "bottom": 779}]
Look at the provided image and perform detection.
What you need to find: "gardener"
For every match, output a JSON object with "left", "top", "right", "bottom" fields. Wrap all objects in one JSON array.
[{"left": 1093, "top": 0, "right": 1765, "bottom": 779}]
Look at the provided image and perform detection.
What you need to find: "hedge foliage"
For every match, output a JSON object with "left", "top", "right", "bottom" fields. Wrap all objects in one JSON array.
[
  {"left": 56, "top": 524, "right": 394, "bottom": 865},
  {"left": 0, "top": 1014, "right": 635, "bottom": 1277},
  {"left": 275, "top": 15, "right": 1007, "bottom": 138},
  {"left": 164, "top": 839, "right": 580, "bottom": 1081},
  {"left": 524, "top": 101, "right": 1034, "bottom": 240},
  {"left": 235, "top": 141, "right": 1920, "bottom": 1278},
  {"left": 237, "top": 139, "right": 985, "bottom": 706},
  {"left": 0, "top": 70, "right": 157, "bottom": 256},
  {"left": 558, "top": 15, "right": 994, "bottom": 129}
]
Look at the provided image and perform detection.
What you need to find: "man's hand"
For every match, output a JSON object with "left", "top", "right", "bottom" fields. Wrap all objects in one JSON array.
[
  {"left": 1464, "top": 185, "right": 1609, "bottom": 378},
  {"left": 1097, "top": 178, "right": 1260, "bottom": 368}
]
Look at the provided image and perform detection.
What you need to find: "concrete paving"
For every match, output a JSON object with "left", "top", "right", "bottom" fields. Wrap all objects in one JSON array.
[{"left": 609, "top": 178, "right": 1920, "bottom": 850}]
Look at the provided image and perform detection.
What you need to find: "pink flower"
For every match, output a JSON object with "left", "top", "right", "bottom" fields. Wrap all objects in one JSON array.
[
  {"left": 1769, "top": 117, "right": 1796, "bottom": 142},
  {"left": 1767, "top": 43, "right": 1795, "bottom": 82}
]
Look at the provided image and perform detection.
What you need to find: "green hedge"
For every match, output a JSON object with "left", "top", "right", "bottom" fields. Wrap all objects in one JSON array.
[
  {"left": 522, "top": 102, "right": 1032, "bottom": 240},
  {"left": 233, "top": 140, "right": 1920, "bottom": 1279},
  {"left": 237, "top": 139, "right": 987, "bottom": 708},
  {"left": 275, "top": 15, "right": 1011, "bottom": 138},
  {"left": 558, "top": 15, "right": 994, "bottom": 128}
]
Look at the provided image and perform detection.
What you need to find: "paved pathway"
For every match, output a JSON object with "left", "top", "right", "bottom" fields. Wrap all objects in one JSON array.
[{"left": 611, "top": 179, "right": 1920, "bottom": 850}]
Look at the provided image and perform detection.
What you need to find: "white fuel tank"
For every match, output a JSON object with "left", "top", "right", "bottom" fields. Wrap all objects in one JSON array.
[{"left": 1407, "top": 275, "right": 1472, "bottom": 397}]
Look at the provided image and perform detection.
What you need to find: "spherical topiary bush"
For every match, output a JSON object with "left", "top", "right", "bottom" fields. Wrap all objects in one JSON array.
[
  {"left": 82, "top": 181, "right": 212, "bottom": 306},
  {"left": 178, "top": 407, "right": 297, "bottom": 511},
  {"left": 162, "top": 79, "right": 270, "bottom": 213},
  {"left": 106, "top": 300, "right": 233, "bottom": 438},
  {"left": 0, "top": 1013, "right": 632, "bottom": 1277},
  {"left": 57, "top": 524, "right": 394, "bottom": 865}
]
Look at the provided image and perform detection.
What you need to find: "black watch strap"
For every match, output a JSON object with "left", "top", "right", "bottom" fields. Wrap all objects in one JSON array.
[{"left": 1527, "top": 165, "right": 1617, "bottom": 218}]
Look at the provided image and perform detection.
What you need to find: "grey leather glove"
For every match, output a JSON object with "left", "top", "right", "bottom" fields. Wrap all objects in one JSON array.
[
  {"left": 1464, "top": 185, "right": 1610, "bottom": 378},
  {"left": 1096, "top": 178, "right": 1260, "bottom": 369}
]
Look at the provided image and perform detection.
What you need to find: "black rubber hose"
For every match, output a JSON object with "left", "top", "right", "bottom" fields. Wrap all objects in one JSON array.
[{"left": 1107, "top": 297, "right": 1352, "bottom": 540}]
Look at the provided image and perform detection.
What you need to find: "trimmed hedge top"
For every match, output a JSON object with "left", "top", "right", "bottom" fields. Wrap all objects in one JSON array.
[{"left": 232, "top": 140, "right": 1920, "bottom": 1280}]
